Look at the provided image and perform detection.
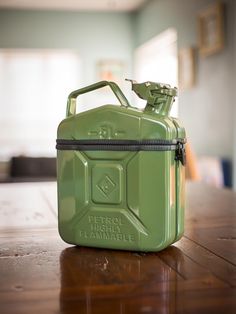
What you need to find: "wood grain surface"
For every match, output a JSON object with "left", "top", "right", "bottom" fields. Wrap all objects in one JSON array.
[{"left": 0, "top": 182, "right": 235, "bottom": 314}]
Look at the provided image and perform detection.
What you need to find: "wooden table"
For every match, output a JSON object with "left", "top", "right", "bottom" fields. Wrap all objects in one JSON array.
[{"left": 0, "top": 182, "right": 235, "bottom": 314}]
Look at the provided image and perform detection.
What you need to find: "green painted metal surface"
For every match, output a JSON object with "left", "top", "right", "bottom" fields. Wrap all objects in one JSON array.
[{"left": 57, "top": 80, "right": 186, "bottom": 252}]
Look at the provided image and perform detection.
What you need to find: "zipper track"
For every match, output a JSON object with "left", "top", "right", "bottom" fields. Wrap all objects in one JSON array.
[{"left": 56, "top": 139, "right": 186, "bottom": 152}]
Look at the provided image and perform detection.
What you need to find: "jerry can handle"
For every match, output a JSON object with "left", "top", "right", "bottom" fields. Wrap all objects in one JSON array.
[{"left": 66, "top": 80, "right": 131, "bottom": 117}]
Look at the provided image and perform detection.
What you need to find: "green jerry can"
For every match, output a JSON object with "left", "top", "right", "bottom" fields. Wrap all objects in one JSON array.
[{"left": 56, "top": 80, "right": 186, "bottom": 252}]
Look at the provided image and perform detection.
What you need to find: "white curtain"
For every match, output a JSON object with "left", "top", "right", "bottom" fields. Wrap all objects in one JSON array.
[{"left": 0, "top": 50, "right": 81, "bottom": 159}]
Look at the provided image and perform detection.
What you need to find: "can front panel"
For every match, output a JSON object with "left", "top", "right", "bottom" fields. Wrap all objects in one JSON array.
[{"left": 57, "top": 149, "right": 176, "bottom": 251}]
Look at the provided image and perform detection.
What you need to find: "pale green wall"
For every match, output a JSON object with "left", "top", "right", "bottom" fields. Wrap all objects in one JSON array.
[
  {"left": 134, "top": 0, "right": 235, "bottom": 161},
  {"left": 134, "top": 0, "right": 220, "bottom": 48},
  {"left": 0, "top": 9, "right": 133, "bottom": 86}
]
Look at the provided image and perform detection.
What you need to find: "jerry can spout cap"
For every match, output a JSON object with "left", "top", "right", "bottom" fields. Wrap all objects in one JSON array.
[{"left": 126, "top": 79, "right": 177, "bottom": 116}]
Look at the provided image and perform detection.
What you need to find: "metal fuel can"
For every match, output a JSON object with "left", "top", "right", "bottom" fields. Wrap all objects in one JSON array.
[{"left": 56, "top": 80, "right": 186, "bottom": 251}]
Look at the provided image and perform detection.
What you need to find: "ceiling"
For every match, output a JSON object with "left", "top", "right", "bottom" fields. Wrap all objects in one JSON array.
[{"left": 0, "top": 0, "right": 148, "bottom": 12}]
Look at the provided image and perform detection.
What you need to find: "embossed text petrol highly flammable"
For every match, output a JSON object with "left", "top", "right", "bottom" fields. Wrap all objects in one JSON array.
[{"left": 78, "top": 215, "right": 135, "bottom": 242}]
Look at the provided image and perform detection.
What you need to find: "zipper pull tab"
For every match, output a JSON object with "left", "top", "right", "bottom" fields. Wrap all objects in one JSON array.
[{"left": 175, "top": 142, "right": 186, "bottom": 166}]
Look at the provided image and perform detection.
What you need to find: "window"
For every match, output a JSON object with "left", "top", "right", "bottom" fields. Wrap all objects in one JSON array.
[
  {"left": 0, "top": 50, "right": 81, "bottom": 159},
  {"left": 134, "top": 28, "right": 178, "bottom": 116}
]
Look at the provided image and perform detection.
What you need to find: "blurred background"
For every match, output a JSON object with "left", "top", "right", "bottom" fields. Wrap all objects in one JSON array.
[{"left": 0, "top": 0, "right": 234, "bottom": 188}]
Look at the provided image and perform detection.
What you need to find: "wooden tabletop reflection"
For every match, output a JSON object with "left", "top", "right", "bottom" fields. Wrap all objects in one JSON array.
[{"left": 0, "top": 182, "right": 235, "bottom": 313}]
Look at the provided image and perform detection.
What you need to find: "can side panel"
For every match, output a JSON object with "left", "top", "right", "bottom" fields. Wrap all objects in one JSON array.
[
  {"left": 174, "top": 161, "right": 185, "bottom": 242},
  {"left": 171, "top": 118, "right": 186, "bottom": 242},
  {"left": 127, "top": 151, "right": 176, "bottom": 251}
]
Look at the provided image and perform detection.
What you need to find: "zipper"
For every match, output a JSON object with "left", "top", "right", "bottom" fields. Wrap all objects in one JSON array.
[
  {"left": 56, "top": 138, "right": 186, "bottom": 165},
  {"left": 56, "top": 139, "right": 186, "bottom": 146}
]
